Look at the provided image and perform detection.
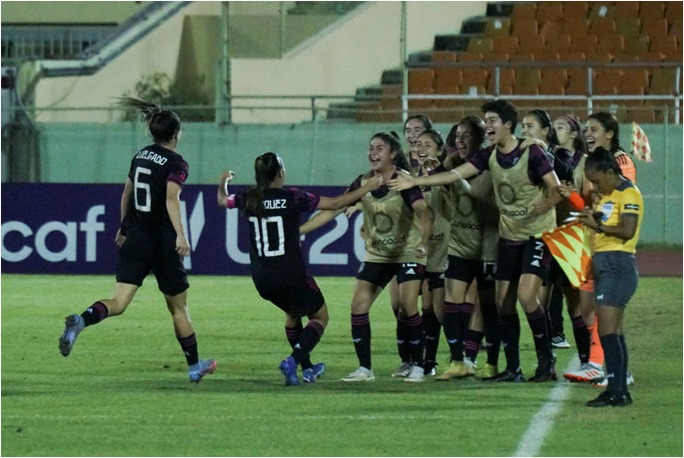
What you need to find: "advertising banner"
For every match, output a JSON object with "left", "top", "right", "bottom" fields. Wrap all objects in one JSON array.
[{"left": 1, "top": 183, "right": 366, "bottom": 276}]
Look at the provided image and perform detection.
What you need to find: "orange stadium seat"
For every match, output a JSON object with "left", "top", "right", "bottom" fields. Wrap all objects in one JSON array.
[
  {"left": 593, "top": 68, "right": 623, "bottom": 94},
  {"left": 380, "top": 85, "right": 402, "bottom": 111},
  {"left": 431, "top": 51, "right": 457, "bottom": 63},
  {"left": 641, "top": 18, "right": 669, "bottom": 42},
  {"left": 541, "top": 68, "right": 569, "bottom": 87},
  {"left": 562, "top": 1, "right": 589, "bottom": 19},
  {"left": 511, "top": 3, "right": 537, "bottom": 21},
  {"left": 596, "top": 34, "right": 625, "bottom": 52},
  {"left": 492, "top": 35, "right": 519, "bottom": 54},
  {"left": 590, "top": 17, "right": 617, "bottom": 36},
  {"left": 511, "top": 18, "right": 539, "bottom": 37},
  {"left": 649, "top": 68, "right": 679, "bottom": 94},
  {"left": 639, "top": 2, "right": 666, "bottom": 22},
  {"left": 485, "top": 18, "right": 511, "bottom": 37},
  {"left": 614, "top": 1, "right": 640, "bottom": 19},
  {"left": 566, "top": 66, "right": 589, "bottom": 95},
  {"left": 572, "top": 34, "right": 599, "bottom": 52},
  {"left": 408, "top": 68, "right": 434, "bottom": 94},
  {"left": 666, "top": 2, "right": 683, "bottom": 22},
  {"left": 562, "top": 18, "right": 590, "bottom": 37},
  {"left": 467, "top": 37, "right": 493, "bottom": 53},
  {"left": 433, "top": 67, "right": 463, "bottom": 94},
  {"left": 585, "top": 49, "right": 614, "bottom": 63},
  {"left": 535, "top": 50, "right": 561, "bottom": 62},
  {"left": 539, "top": 21, "right": 563, "bottom": 40},
  {"left": 460, "top": 68, "right": 489, "bottom": 93},
  {"left": 536, "top": 2, "right": 563, "bottom": 23},
  {"left": 545, "top": 34, "right": 572, "bottom": 53},
  {"left": 650, "top": 34, "right": 678, "bottom": 54},
  {"left": 670, "top": 21, "right": 682, "bottom": 39},
  {"left": 612, "top": 53, "right": 640, "bottom": 63},
  {"left": 510, "top": 52, "right": 536, "bottom": 63},
  {"left": 637, "top": 50, "right": 665, "bottom": 62},
  {"left": 621, "top": 69, "right": 650, "bottom": 94}
]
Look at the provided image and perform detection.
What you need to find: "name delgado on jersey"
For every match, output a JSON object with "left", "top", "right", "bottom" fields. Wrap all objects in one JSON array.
[{"left": 135, "top": 149, "right": 169, "bottom": 165}]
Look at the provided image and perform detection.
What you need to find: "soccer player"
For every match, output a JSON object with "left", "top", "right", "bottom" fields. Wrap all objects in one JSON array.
[
  {"left": 58, "top": 97, "right": 216, "bottom": 383},
  {"left": 217, "top": 152, "right": 382, "bottom": 386},
  {"left": 412, "top": 128, "right": 451, "bottom": 376},
  {"left": 436, "top": 116, "right": 501, "bottom": 381},
  {"left": 389, "top": 100, "right": 563, "bottom": 383},
  {"left": 306, "top": 132, "right": 431, "bottom": 382},
  {"left": 579, "top": 147, "right": 642, "bottom": 407}
]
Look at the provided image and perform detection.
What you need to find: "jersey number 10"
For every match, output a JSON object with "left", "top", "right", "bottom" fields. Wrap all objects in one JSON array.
[{"left": 248, "top": 216, "right": 285, "bottom": 257}]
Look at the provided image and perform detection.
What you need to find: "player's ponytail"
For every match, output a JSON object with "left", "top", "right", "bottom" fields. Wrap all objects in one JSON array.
[
  {"left": 246, "top": 152, "right": 283, "bottom": 217},
  {"left": 117, "top": 97, "right": 180, "bottom": 144}
]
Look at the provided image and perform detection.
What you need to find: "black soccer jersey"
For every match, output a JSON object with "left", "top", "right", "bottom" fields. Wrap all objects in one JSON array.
[
  {"left": 227, "top": 187, "right": 320, "bottom": 274},
  {"left": 123, "top": 144, "right": 189, "bottom": 232}
]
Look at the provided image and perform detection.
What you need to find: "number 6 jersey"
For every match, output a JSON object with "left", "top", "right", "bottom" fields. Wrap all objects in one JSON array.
[{"left": 124, "top": 143, "right": 189, "bottom": 231}]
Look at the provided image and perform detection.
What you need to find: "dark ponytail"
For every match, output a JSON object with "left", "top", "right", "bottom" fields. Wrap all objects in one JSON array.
[
  {"left": 245, "top": 152, "right": 283, "bottom": 217},
  {"left": 117, "top": 97, "right": 180, "bottom": 144}
]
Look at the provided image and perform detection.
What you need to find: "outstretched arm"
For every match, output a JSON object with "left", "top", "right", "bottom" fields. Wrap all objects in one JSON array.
[
  {"left": 300, "top": 208, "right": 346, "bottom": 235},
  {"left": 316, "top": 175, "right": 382, "bottom": 211},
  {"left": 217, "top": 171, "right": 235, "bottom": 208},
  {"left": 389, "top": 162, "right": 479, "bottom": 191}
]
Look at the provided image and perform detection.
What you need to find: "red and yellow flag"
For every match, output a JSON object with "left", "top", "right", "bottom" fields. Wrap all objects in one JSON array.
[
  {"left": 631, "top": 122, "right": 652, "bottom": 162},
  {"left": 539, "top": 221, "right": 592, "bottom": 288}
]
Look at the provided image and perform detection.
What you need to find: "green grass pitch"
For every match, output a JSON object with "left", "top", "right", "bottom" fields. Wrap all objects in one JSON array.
[{"left": 2, "top": 274, "right": 682, "bottom": 456}]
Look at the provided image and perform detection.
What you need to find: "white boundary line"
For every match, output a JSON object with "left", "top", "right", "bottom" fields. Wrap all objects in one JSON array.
[{"left": 513, "top": 358, "right": 577, "bottom": 457}]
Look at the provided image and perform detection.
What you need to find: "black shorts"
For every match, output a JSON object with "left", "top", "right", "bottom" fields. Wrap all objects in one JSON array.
[
  {"left": 495, "top": 238, "right": 551, "bottom": 283},
  {"left": 116, "top": 227, "right": 189, "bottom": 296},
  {"left": 356, "top": 262, "right": 425, "bottom": 288},
  {"left": 593, "top": 251, "right": 638, "bottom": 309},
  {"left": 253, "top": 269, "right": 325, "bottom": 318},
  {"left": 445, "top": 255, "right": 496, "bottom": 292},
  {"left": 425, "top": 271, "right": 445, "bottom": 291}
]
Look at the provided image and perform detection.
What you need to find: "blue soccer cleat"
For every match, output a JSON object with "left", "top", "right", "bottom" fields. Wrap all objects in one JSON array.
[
  {"left": 59, "top": 314, "right": 85, "bottom": 357},
  {"left": 303, "top": 362, "right": 326, "bottom": 383},
  {"left": 279, "top": 356, "right": 300, "bottom": 386},
  {"left": 189, "top": 359, "right": 217, "bottom": 383}
]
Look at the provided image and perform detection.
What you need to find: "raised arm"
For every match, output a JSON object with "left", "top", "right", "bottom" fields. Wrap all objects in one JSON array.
[
  {"left": 299, "top": 208, "right": 346, "bottom": 235},
  {"left": 217, "top": 171, "right": 235, "bottom": 208}
]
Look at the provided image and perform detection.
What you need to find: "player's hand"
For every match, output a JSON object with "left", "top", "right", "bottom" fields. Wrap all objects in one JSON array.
[
  {"left": 520, "top": 137, "right": 548, "bottom": 150},
  {"left": 530, "top": 198, "right": 551, "bottom": 215},
  {"left": 388, "top": 174, "right": 415, "bottom": 191},
  {"left": 364, "top": 174, "right": 383, "bottom": 191},
  {"left": 422, "top": 157, "right": 440, "bottom": 172},
  {"left": 345, "top": 203, "right": 361, "bottom": 218},
  {"left": 416, "top": 245, "right": 428, "bottom": 259},
  {"left": 221, "top": 171, "right": 235, "bottom": 184},
  {"left": 558, "top": 181, "right": 575, "bottom": 198},
  {"left": 176, "top": 234, "right": 191, "bottom": 257},
  {"left": 115, "top": 228, "right": 126, "bottom": 247}
]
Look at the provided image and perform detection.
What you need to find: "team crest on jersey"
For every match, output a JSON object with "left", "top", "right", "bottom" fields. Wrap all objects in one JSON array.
[
  {"left": 601, "top": 202, "right": 615, "bottom": 220},
  {"left": 497, "top": 182, "right": 517, "bottom": 205}
]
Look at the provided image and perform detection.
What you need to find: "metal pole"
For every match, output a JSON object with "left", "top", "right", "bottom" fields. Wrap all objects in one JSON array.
[
  {"left": 400, "top": 1, "right": 408, "bottom": 123},
  {"left": 218, "top": 1, "right": 231, "bottom": 125},
  {"left": 280, "top": 2, "right": 286, "bottom": 57}
]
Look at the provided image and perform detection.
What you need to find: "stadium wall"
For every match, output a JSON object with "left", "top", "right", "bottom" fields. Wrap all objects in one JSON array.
[{"left": 9, "top": 121, "right": 684, "bottom": 246}]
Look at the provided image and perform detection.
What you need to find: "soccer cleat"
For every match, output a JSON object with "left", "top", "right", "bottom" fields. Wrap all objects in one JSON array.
[
  {"left": 586, "top": 391, "right": 631, "bottom": 407},
  {"left": 279, "top": 356, "right": 300, "bottom": 386},
  {"left": 436, "top": 359, "right": 476, "bottom": 381},
  {"left": 302, "top": 362, "right": 326, "bottom": 383},
  {"left": 59, "top": 314, "right": 85, "bottom": 357},
  {"left": 189, "top": 359, "right": 217, "bottom": 383},
  {"left": 341, "top": 367, "right": 375, "bottom": 382},
  {"left": 423, "top": 360, "right": 438, "bottom": 376},
  {"left": 489, "top": 368, "right": 525, "bottom": 383},
  {"left": 476, "top": 363, "right": 499, "bottom": 380},
  {"left": 528, "top": 355, "right": 558, "bottom": 383},
  {"left": 563, "top": 363, "right": 605, "bottom": 383},
  {"left": 391, "top": 362, "right": 412, "bottom": 378},
  {"left": 404, "top": 365, "right": 425, "bottom": 383},
  {"left": 593, "top": 371, "right": 635, "bottom": 388},
  {"left": 551, "top": 334, "right": 571, "bottom": 349}
]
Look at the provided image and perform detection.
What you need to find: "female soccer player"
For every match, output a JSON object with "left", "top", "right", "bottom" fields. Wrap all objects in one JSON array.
[
  {"left": 58, "top": 97, "right": 216, "bottom": 383},
  {"left": 412, "top": 128, "right": 451, "bottom": 375},
  {"left": 306, "top": 131, "right": 431, "bottom": 382},
  {"left": 217, "top": 152, "right": 382, "bottom": 386},
  {"left": 436, "top": 117, "right": 501, "bottom": 381},
  {"left": 579, "top": 147, "right": 642, "bottom": 407},
  {"left": 390, "top": 100, "right": 563, "bottom": 383}
]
